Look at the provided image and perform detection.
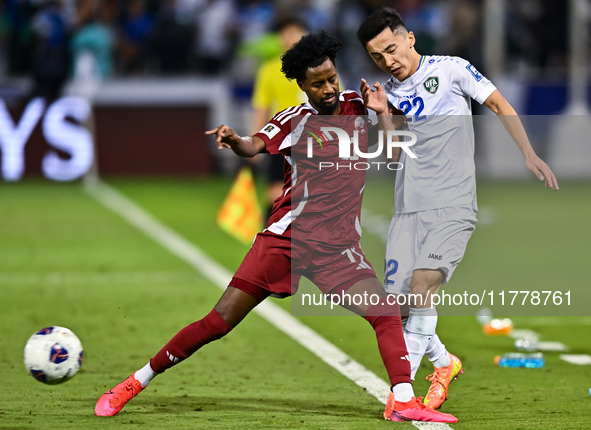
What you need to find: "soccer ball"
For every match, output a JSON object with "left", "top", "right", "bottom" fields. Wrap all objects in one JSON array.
[{"left": 24, "top": 326, "right": 84, "bottom": 385}]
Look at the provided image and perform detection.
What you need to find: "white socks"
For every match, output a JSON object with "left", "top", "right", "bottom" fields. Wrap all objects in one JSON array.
[
  {"left": 403, "top": 331, "right": 431, "bottom": 380},
  {"left": 392, "top": 382, "right": 414, "bottom": 403},
  {"left": 405, "top": 309, "right": 438, "bottom": 335},
  {"left": 425, "top": 334, "right": 450, "bottom": 368},
  {"left": 134, "top": 362, "right": 156, "bottom": 387},
  {"left": 404, "top": 309, "right": 438, "bottom": 379}
]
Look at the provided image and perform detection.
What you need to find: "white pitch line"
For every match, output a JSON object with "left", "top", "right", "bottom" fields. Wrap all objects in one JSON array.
[
  {"left": 412, "top": 424, "right": 457, "bottom": 430},
  {"left": 559, "top": 354, "right": 591, "bottom": 365},
  {"left": 85, "top": 180, "right": 452, "bottom": 429},
  {"left": 0, "top": 271, "right": 195, "bottom": 285}
]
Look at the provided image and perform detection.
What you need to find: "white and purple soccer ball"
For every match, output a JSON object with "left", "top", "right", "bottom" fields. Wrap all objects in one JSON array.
[{"left": 24, "top": 326, "right": 83, "bottom": 385}]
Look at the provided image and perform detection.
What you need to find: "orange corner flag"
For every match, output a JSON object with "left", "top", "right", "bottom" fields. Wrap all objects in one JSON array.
[{"left": 217, "top": 167, "right": 263, "bottom": 244}]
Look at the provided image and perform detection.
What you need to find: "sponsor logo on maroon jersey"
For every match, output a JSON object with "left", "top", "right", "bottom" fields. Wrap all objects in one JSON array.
[{"left": 304, "top": 127, "right": 329, "bottom": 149}]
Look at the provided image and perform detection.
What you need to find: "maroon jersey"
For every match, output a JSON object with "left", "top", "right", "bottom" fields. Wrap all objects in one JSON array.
[{"left": 254, "top": 90, "right": 370, "bottom": 250}]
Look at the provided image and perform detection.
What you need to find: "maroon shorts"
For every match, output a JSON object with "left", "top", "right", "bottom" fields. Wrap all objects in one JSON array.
[{"left": 231, "top": 231, "right": 377, "bottom": 299}]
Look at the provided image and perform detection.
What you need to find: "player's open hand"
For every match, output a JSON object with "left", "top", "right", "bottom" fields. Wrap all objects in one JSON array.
[
  {"left": 360, "top": 79, "right": 388, "bottom": 115},
  {"left": 205, "top": 125, "right": 239, "bottom": 150},
  {"left": 525, "top": 155, "right": 559, "bottom": 190}
]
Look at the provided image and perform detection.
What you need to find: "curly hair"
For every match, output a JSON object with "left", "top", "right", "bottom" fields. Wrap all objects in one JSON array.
[{"left": 281, "top": 31, "right": 342, "bottom": 82}]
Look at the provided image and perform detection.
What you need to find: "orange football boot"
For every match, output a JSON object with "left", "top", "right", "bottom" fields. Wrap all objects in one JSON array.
[
  {"left": 95, "top": 372, "right": 146, "bottom": 416},
  {"left": 384, "top": 392, "right": 395, "bottom": 420},
  {"left": 389, "top": 396, "right": 458, "bottom": 422},
  {"left": 423, "top": 352, "right": 463, "bottom": 409}
]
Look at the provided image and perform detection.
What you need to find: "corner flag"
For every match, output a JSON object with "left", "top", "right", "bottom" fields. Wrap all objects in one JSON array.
[{"left": 217, "top": 167, "right": 263, "bottom": 244}]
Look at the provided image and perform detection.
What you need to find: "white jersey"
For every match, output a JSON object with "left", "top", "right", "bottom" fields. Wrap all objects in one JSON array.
[{"left": 383, "top": 55, "right": 496, "bottom": 213}]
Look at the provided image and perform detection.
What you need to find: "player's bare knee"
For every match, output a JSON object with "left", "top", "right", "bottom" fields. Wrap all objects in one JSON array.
[
  {"left": 214, "top": 287, "right": 259, "bottom": 328},
  {"left": 212, "top": 304, "right": 239, "bottom": 328}
]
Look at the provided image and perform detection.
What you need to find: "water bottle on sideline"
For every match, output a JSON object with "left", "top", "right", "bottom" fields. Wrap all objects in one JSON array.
[
  {"left": 495, "top": 352, "right": 545, "bottom": 368},
  {"left": 515, "top": 338, "right": 539, "bottom": 352}
]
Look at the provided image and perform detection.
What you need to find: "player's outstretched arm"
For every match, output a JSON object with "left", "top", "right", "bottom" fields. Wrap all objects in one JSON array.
[
  {"left": 205, "top": 125, "right": 266, "bottom": 158},
  {"left": 484, "top": 90, "right": 559, "bottom": 190}
]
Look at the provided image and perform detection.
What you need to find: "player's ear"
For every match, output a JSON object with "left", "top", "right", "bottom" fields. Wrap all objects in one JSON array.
[
  {"left": 297, "top": 80, "right": 306, "bottom": 92},
  {"left": 407, "top": 31, "right": 415, "bottom": 49}
]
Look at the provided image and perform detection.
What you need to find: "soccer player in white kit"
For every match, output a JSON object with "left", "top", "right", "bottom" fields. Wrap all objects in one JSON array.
[{"left": 356, "top": 7, "right": 559, "bottom": 416}]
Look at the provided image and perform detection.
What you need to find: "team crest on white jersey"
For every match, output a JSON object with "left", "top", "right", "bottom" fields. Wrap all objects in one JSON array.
[
  {"left": 354, "top": 117, "right": 367, "bottom": 135},
  {"left": 423, "top": 76, "right": 439, "bottom": 94}
]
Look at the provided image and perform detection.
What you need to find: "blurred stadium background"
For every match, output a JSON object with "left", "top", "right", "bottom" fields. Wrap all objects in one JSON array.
[
  {"left": 1, "top": 1, "right": 591, "bottom": 429},
  {"left": 0, "top": 0, "right": 590, "bottom": 180}
]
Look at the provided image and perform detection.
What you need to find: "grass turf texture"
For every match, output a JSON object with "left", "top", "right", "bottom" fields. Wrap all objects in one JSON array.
[{"left": 0, "top": 179, "right": 590, "bottom": 429}]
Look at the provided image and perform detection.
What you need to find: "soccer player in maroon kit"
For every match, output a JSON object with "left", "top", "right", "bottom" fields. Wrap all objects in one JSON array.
[{"left": 95, "top": 31, "right": 457, "bottom": 423}]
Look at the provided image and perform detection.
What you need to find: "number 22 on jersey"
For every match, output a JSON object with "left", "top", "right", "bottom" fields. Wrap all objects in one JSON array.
[{"left": 398, "top": 97, "right": 426, "bottom": 122}]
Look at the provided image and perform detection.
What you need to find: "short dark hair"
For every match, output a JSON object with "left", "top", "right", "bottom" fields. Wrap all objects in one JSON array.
[
  {"left": 357, "top": 7, "right": 407, "bottom": 47},
  {"left": 281, "top": 30, "right": 341, "bottom": 82}
]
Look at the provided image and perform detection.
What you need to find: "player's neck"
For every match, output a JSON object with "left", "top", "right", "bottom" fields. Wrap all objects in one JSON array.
[
  {"left": 402, "top": 52, "right": 423, "bottom": 81},
  {"left": 329, "top": 104, "right": 341, "bottom": 115},
  {"left": 311, "top": 101, "right": 341, "bottom": 115}
]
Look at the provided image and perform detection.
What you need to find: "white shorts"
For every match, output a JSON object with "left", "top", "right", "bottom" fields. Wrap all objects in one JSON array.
[{"left": 384, "top": 206, "right": 477, "bottom": 295}]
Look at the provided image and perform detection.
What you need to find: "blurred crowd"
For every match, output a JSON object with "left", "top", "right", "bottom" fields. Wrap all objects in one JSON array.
[{"left": 0, "top": 0, "right": 568, "bottom": 101}]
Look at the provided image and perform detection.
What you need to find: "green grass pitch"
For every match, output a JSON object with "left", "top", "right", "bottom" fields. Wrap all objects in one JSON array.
[{"left": 0, "top": 178, "right": 590, "bottom": 429}]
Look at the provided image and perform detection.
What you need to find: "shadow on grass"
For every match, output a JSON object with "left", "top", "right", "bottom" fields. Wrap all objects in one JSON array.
[{"left": 86, "top": 394, "right": 379, "bottom": 419}]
